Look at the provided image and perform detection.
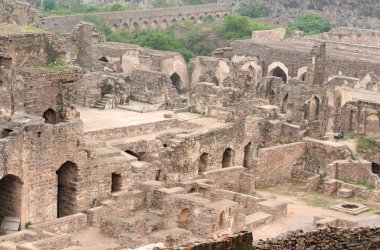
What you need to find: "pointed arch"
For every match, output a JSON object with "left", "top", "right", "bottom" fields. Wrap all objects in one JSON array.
[
  {"left": 170, "top": 72, "right": 182, "bottom": 93},
  {"left": 268, "top": 62, "right": 289, "bottom": 83},
  {"left": 308, "top": 96, "right": 320, "bottom": 121},
  {"left": 198, "top": 153, "right": 208, "bottom": 174}
]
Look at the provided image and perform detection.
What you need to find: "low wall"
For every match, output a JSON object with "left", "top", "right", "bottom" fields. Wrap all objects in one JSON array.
[
  {"left": 252, "top": 226, "right": 380, "bottom": 249},
  {"left": 28, "top": 213, "right": 87, "bottom": 234},
  {"left": 202, "top": 166, "right": 249, "bottom": 192},
  {"left": 326, "top": 160, "right": 378, "bottom": 188}
]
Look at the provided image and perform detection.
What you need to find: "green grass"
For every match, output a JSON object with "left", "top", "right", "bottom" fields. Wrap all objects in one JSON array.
[
  {"left": 251, "top": 110, "right": 257, "bottom": 116},
  {"left": 356, "top": 137, "right": 379, "bottom": 154},
  {"left": 42, "top": 60, "right": 69, "bottom": 70},
  {"left": 286, "top": 119, "right": 293, "bottom": 124},
  {"left": 301, "top": 196, "right": 333, "bottom": 208}
]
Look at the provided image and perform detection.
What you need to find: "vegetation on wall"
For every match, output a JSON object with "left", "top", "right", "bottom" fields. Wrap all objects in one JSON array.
[
  {"left": 89, "top": 15, "right": 278, "bottom": 62},
  {"left": 238, "top": 4, "right": 270, "bottom": 19},
  {"left": 287, "top": 13, "right": 331, "bottom": 36},
  {"left": 41, "top": 0, "right": 135, "bottom": 16},
  {"left": 356, "top": 137, "right": 379, "bottom": 154}
]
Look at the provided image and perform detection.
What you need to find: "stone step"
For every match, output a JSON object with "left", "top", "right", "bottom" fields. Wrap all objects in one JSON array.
[
  {"left": 84, "top": 138, "right": 106, "bottom": 148},
  {"left": 244, "top": 212, "right": 274, "bottom": 229},
  {"left": 93, "top": 104, "right": 105, "bottom": 110}
]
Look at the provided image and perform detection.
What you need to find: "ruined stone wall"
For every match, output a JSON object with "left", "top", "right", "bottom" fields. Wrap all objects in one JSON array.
[
  {"left": 304, "top": 138, "right": 347, "bottom": 174},
  {"left": 252, "top": 226, "right": 380, "bottom": 249},
  {"left": 255, "top": 142, "right": 305, "bottom": 188},
  {"left": 128, "top": 70, "right": 178, "bottom": 105},
  {"left": 319, "top": 27, "right": 380, "bottom": 47},
  {"left": 326, "top": 160, "right": 378, "bottom": 188},
  {"left": 44, "top": 4, "right": 232, "bottom": 34},
  {"left": 0, "top": 67, "right": 82, "bottom": 118},
  {"left": 0, "top": 0, "right": 44, "bottom": 27},
  {"left": 0, "top": 116, "right": 87, "bottom": 225},
  {"left": 0, "top": 32, "right": 64, "bottom": 68},
  {"left": 228, "top": 41, "right": 380, "bottom": 81},
  {"left": 340, "top": 101, "right": 380, "bottom": 137}
]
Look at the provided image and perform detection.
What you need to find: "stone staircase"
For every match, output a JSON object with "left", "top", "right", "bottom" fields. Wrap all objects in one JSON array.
[
  {"left": 94, "top": 94, "right": 115, "bottom": 110},
  {"left": 244, "top": 212, "right": 274, "bottom": 230}
]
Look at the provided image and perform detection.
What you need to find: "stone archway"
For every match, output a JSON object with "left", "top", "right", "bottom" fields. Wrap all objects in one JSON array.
[
  {"left": 366, "top": 113, "right": 380, "bottom": 137},
  {"left": 56, "top": 161, "right": 78, "bottom": 218},
  {"left": 170, "top": 73, "right": 182, "bottom": 93},
  {"left": 178, "top": 208, "right": 191, "bottom": 229},
  {"left": 308, "top": 96, "right": 320, "bottom": 122},
  {"left": 219, "top": 211, "right": 227, "bottom": 229},
  {"left": 0, "top": 175, "right": 23, "bottom": 225},
  {"left": 43, "top": 108, "right": 58, "bottom": 124},
  {"left": 222, "top": 148, "right": 235, "bottom": 168},
  {"left": 112, "top": 173, "right": 122, "bottom": 193},
  {"left": 243, "top": 142, "right": 252, "bottom": 168},
  {"left": 268, "top": 62, "right": 288, "bottom": 83},
  {"left": 198, "top": 153, "right": 208, "bottom": 174},
  {"left": 132, "top": 22, "right": 139, "bottom": 31}
]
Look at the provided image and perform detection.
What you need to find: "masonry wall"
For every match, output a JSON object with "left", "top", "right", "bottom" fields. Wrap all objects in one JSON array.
[
  {"left": 0, "top": 0, "right": 44, "bottom": 27},
  {"left": 255, "top": 142, "right": 305, "bottom": 188},
  {"left": 252, "top": 226, "right": 380, "bottom": 249},
  {"left": 44, "top": 4, "right": 232, "bottom": 33}
]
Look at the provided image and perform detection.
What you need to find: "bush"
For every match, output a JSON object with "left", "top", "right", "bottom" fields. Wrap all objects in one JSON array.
[
  {"left": 219, "top": 15, "right": 278, "bottom": 39},
  {"left": 42, "top": 0, "right": 56, "bottom": 11},
  {"left": 288, "top": 13, "right": 330, "bottom": 35},
  {"left": 238, "top": 4, "right": 269, "bottom": 18},
  {"left": 186, "top": 0, "right": 202, "bottom": 5},
  {"left": 152, "top": 0, "right": 172, "bottom": 8}
]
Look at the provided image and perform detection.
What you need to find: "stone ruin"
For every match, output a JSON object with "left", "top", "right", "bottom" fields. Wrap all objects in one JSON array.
[{"left": 1, "top": 1, "right": 380, "bottom": 250}]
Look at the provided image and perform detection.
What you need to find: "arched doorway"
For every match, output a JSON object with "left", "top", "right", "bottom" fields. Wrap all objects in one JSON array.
[
  {"left": 56, "top": 161, "right": 78, "bottom": 218},
  {"left": 248, "top": 65, "right": 256, "bottom": 83},
  {"left": 178, "top": 208, "right": 191, "bottom": 229},
  {"left": 219, "top": 211, "right": 227, "bottom": 229},
  {"left": 366, "top": 114, "right": 380, "bottom": 137},
  {"left": 299, "top": 72, "right": 307, "bottom": 81},
  {"left": 198, "top": 153, "right": 208, "bottom": 174},
  {"left": 0, "top": 175, "right": 23, "bottom": 225},
  {"left": 271, "top": 66, "right": 287, "bottom": 82},
  {"left": 43, "top": 108, "right": 58, "bottom": 124},
  {"left": 282, "top": 94, "right": 288, "bottom": 113},
  {"left": 222, "top": 148, "right": 235, "bottom": 168},
  {"left": 243, "top": 143, "right": 252, "bottom": 168},
  {"left": 132, "top": 22, "right": 139, "bottom": 30},
  {"left": 170, "top": 73, "right": 182, "bottom": 93},
  {"left": 308, "top": 96, "right": 320, "bottom": 122}
]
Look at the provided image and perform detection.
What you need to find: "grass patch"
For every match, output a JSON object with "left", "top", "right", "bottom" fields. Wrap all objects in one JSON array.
[
  {"left": 301, "top": 196, "right": 333, "bottom": 208},
  {"left": 42, "top": 60, "right": 69, "bottom": 70},
  {"left": 251, "top": 109, "right": 257, "bottom": 116},
  {"left": 356, "top": 136, "right": 379, "bottom": 154},
  {"left": 286, "top": 119, "right": 293, "bottom": 124}
]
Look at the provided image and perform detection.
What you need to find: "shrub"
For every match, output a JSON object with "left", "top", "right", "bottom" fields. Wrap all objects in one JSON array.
[
  {"left": 219, "top": 15, "right": 278, "bottom": 39},
  {"left": 288, "top": 13, "right": 331, "bottom": 35},
  {"left": 238, "top": 4, "right": 269, "bottom": 18},
  {"left": 152, "top": 0, "right": 172, "bottom": 8},
  {"left": 356, "top": 137, "right": 378, "bottom": 154},
  {"left": 186, "top": 0, "right": 202, "bottom": 5},
  {"left": 42, "top": 0, "right": 56, "bottom": 11}
]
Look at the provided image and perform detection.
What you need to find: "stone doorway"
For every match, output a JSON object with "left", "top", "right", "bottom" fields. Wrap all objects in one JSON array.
[
  {"left": 0, "top": 175, "right": 23, "bottom": 226},
  {"left": 198, "top": 153, "right": 208, "bottom": 174},
  {"left": 43, "top": 108, "right": 58, "bottom": 124},
  {"left": 244, "top": 143, "right": 252, "bottom": 168},
  {"left": 56, "top": 161, "right": 78, "bottom": 218},
  {"left": 222, "top": 148, "right": 235, "bottom": 168},
  {"left": 178, "top": 208, "right": 191, "bottom": 229},
  {"left": 112, "top": 173, "right": 122, "bottom": 192},
  {"left": 170, "top": 73, "right": 182, "bottom": 93}
]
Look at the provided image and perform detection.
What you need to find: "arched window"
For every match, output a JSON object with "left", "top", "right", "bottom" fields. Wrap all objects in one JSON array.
[
  {"left": 243, "top": 143, "right": 252, "bottom": 168},
  {"left": 198, "top": 153, "right": 208, "bottom": 174},
  {"left": 271, "top": 66, "right": 287, "bottom": 82},
  {"left": 170, "top": 73, "right": 182, "bottom": 93}
]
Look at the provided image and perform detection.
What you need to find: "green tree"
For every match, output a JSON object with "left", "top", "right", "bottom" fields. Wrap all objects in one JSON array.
[
  {"left": 288, "top": 13, "right": 331, "bottom": 35},
  {"left": 152, "top": 0, "right": 172, "bottom": 8},
  {"left": 42, "top": 0, "right": 56, "bottom": 11},
  {"left": 238, "top": 4, "right": 269, "bottom": 18}
]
